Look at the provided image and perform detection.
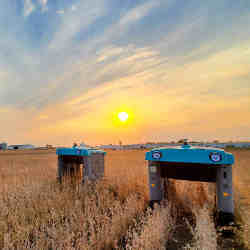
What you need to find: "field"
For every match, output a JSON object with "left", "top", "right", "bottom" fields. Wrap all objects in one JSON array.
[
  {"left": 230, "top": 149, "right": 250, "bottom": 247},
  {"left": 0, "top": 149, "right": 249, "bottom": 249}
]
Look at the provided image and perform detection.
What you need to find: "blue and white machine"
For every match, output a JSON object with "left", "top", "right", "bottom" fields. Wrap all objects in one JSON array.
[
  {"left": 56, "top": 146, "right": 106, "bottom": 183},
  {"left": 145, "top": 142, "right": 234, "bottom": 221}
]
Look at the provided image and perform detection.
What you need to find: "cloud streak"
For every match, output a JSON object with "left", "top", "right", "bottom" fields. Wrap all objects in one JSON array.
[
  {"left": 23, "top": 0, "right": 36, "bottom": 17},
  {"left": 38, "top": 0, "right": 48, "bottom": 12}
]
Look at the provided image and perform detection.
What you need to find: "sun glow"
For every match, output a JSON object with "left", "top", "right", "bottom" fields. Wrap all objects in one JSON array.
[{"left": 118, "top": 112, "right": 129, "bottom": 122}]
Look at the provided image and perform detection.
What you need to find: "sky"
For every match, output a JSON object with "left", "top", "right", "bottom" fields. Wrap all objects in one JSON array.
[{"left": 0, "top": 0, "right": 250, "bottom": 146}]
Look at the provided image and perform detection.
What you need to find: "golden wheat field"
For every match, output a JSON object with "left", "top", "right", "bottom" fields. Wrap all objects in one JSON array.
[
  {"left": 0, "top": 148, "right": 249, "bottom": 249},
  {"left": 230, "top": 149, "right": 250, "bottom": 248}
]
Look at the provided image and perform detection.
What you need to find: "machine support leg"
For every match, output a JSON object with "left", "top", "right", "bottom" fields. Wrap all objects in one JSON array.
[
  {"left": 57, "top": 156, "right": 64, "bottom": 183},
  {"left": 216, "top": 166, "right": 234, "bottom": 224},
  {"left": 163, "top": 177, "right": 169, "bottom": 200},
  {"left": 83, "top": 156, "right": 95, "bottom": 182},
  {"left": 68, "top": 162, "right": 81, "bottom": 183},
  {"left": 148, "top": 161, "right": 163, "bottom": 207}
]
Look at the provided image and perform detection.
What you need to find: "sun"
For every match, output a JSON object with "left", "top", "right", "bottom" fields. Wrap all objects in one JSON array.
[{"left": 118, "top": 112, "right": 129, "bottom": 122}]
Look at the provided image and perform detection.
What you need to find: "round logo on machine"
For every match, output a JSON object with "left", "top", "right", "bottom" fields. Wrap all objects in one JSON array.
[
  {"left": 77, "top": 149, "right": 81, "bottom": 155},
  {"left": 152, "top": 151, "right": 162, "bottom": 160},
  {"left": 209, "top": 152, "right": 222, "bottom": 162}
]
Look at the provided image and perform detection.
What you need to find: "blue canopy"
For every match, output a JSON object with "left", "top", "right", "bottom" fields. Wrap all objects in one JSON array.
[
  {"left": 145, "top": 144, "right": 234, "bottom": 165},
  {"left": 56, "top": 147, "right": 106, "bottom": 156}
]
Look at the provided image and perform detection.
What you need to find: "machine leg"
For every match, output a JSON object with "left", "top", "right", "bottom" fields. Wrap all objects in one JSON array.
[
  {"left": 57, "top": 156, "right": 64, "bottom": 183},
  {"left": 163, "top": 177, "right": 169, "bottom": 200},
  {"left": 58, "top": 157, "right": 81, "bottom": 184},
  {"left": 148, "top": 161, "right": 163, "bottom": 207},
  {"left": 83, "top": 156, "right": 95, "bottom": 182},
  {"left": 216, "top": 166, "right": 234, "bottom": 225},
  {"left": 68, "top": 162, "right": 81, "bottom": 183}
]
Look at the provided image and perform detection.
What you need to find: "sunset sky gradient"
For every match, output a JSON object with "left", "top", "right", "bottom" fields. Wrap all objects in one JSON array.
[{"left": 0, "top": 0, "right": 250, "bottom": 146}]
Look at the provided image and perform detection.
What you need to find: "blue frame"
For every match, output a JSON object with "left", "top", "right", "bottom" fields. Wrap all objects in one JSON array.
[
  {"left": 145, "top": 145, "right": 234, "bottom": 165},
  {"left": 56, "top": 147, "right": 106, "bottom": 156}
]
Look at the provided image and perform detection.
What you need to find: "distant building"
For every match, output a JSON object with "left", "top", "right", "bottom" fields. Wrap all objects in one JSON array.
[
  {"left": 98, "top": 142, "right": 250, "bottom": 150},
  {"left": 98, "top": 144, "right": 122, "bottom": 150},
  {"left": 8, "top": 144, "right": 35, "bottom": 150},
  {"left": 0, "top": 142, "right": 7, "bottom": 150},
  {"left": 197, "top": 142, "right": 250, "bottom": 149},
  {"left": 80, "top": 142, "right": 91, "bottom": 148}
]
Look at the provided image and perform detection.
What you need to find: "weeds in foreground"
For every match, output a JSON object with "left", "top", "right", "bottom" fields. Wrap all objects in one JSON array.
[
  {"left": 124, "top": 203, "right": 175, "bottom": 250},
  {"left": 1, "top": 149, "right": 247, "bottom": 249},
  {"left": 184, "top": 207, "right": 217, "bottom": 250},
  {"left": 0, "top": 179, "right": 217, "bottom": 250},
  {"left": 0, "top": 180, "right": 146, "bottom": 249}
]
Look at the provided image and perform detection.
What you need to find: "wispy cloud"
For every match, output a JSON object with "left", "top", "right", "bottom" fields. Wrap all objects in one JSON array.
[
  {"left": 71, "top": 5, "right": 77, "bottom": 11},
  {"left": 118, "top": 1, "right": 160, "bottom": 26},
  {"left": 23, "top": 0, "right": 49, "bottom": 17},
  {"left": 23, "top": 0, "right": 36, "bottom": 17},
  {"left": 38, "top": 0, "right": 48, "bottom": 12},
  {"left": 49, "top": 0, "right": 109, "bottom": 50},
  {"left": 56, "top": 10, "right": 65, "bottom": 15}
]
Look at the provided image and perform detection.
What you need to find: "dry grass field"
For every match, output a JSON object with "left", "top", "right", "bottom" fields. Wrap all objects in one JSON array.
[
  {"left": 0, "top": 148, "right": 249, "bottom": 249},
  {"left": 229, "top": 149, "right": 250, "bottom": 247}
]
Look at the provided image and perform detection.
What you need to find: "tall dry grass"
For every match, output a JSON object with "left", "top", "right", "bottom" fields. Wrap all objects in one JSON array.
[
  {"left": 184, "top": 207, "right": 217, "bottom": 250},
  {"left": 230, "top": 149, "right": 250, "bottom": 247},
  {"left": 125, "top": 203, "right": 175, "bottom": 250},
  {"left": 0, "top": 150, "right": 170, "bottom": 249},
  {"left": 0, "top": 149, "right": 237, "bottom": 249},
  {"left": 0, "top": 180, "right": 142, "bottom": 249}
]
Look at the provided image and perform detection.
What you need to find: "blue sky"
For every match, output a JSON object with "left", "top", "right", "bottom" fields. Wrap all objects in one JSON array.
[{"left": 0, "top": 0, "right": 250, "bottom": 145}]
